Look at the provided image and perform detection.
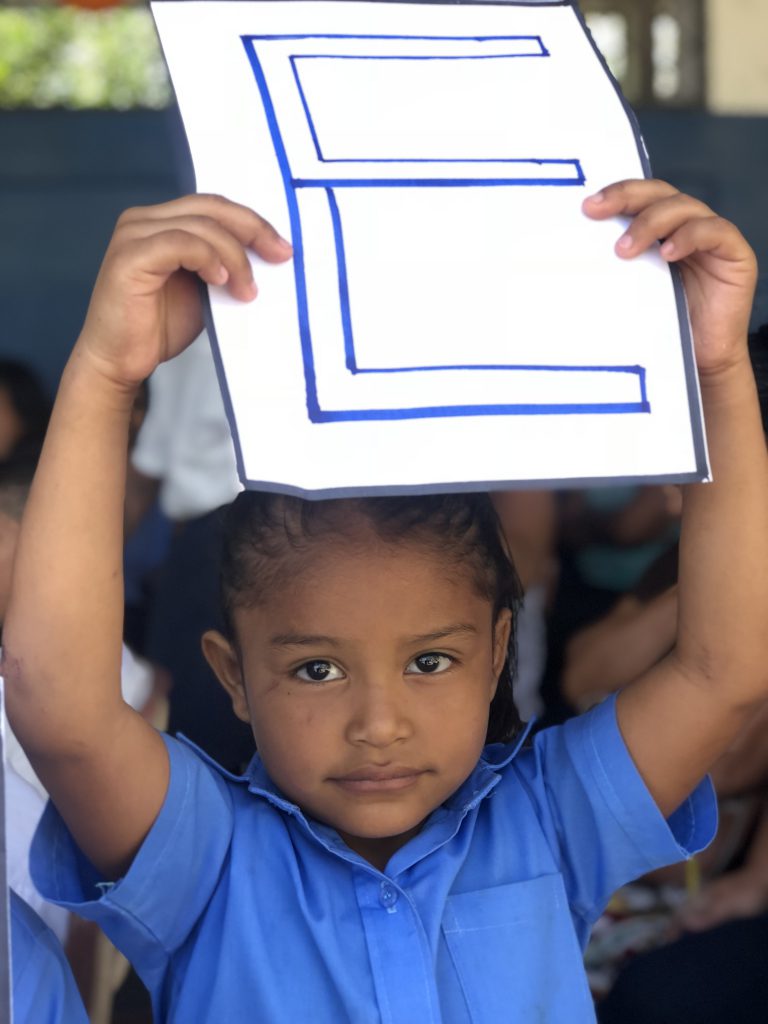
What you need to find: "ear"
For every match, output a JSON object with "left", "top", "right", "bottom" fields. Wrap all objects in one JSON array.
[
  {"left": 202, "top": 630, "right": 251, "bottom": 723},
  {"left": 490, "top": 608, "right": 513, "bottom": 699}
]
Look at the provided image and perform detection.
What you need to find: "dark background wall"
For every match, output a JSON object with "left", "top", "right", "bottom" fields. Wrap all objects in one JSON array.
[
  {"left": 0, "top": 107, "right": 193, "bottom": 390},
  {"left": 1, "top": 107, "right": 766, "bottom": 391}
]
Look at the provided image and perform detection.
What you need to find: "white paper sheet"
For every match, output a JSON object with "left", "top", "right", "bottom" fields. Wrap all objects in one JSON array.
[{"left": 151, "top": 0, "right": 709, "bottom": 496}]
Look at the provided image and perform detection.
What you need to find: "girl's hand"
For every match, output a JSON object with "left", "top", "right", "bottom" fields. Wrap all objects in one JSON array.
[
  {"left": 583, "top": 180, "right": 757, "bottom": 379},
  {"left": 78, "top": 194, "right": 293, "bottom": 389}
]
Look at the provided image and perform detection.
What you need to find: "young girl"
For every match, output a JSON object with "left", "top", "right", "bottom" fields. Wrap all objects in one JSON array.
[{"left": 4, "top": 180, "right": 767, "bottom": 1022}]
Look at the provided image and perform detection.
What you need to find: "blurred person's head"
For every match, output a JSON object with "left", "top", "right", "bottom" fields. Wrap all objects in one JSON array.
[
  {"left": 0, "top": 452, "right": 38, "bottom": 627},
  {"left": 129, "top": 379, "right": 149, "bottom": 452},
  {"left": 0, "top": 360, "right": 52, "bottom": 461},
  {"left": 749, "top": 325, "right": 768, "bottom": 433}
]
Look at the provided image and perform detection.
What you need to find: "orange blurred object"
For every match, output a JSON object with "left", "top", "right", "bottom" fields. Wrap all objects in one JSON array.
[{"left": 59, "top": 0, "right": 124, "bottom": 9}]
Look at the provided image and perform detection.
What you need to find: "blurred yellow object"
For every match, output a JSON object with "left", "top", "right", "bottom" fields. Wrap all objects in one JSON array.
[{"left": 685, "top": 856, "right": 702, "bottom": 898}]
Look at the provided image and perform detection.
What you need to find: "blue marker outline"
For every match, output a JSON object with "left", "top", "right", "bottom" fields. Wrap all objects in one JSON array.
[
  {"left": 291, "top": 49, "right": 552, "bottom": 165},
  {"left": 241, "top": 33, "right": 650, "bottom": 423},
  {"left": 326, "top": 188, "right": 647, "bottom": 394}
]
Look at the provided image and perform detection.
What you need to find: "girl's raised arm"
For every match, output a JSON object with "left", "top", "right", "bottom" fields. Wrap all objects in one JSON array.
[
  {"left": 2, "top": 196, "right": 291, "bottom": 877},
  {"left": 584, "top": 179, "right": 768, "bottom": 818}
]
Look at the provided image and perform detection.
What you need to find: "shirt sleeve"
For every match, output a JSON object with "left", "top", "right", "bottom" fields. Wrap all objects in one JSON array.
[
  {"left": 11, "top": 892, "right": 88, "bottom": 1024},
  {"left": 29, "top": 734, "right": 235, "bottom": 982},
  {"left": 524, "top": 694, "right": 717, "bottom": 937}
]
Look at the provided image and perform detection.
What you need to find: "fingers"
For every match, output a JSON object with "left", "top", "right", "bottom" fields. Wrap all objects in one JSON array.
[
  {"left": 583, "top": 180, "right": 708, "bottom": 256},
  {"left": 114, "top": 196, "right": 293, "bottom": 301},
  {"left": 119, "top": 194, "right": 292, "bottom": 264},
  {"left": 582, "top": 178, "right": 681, "bottom": 220},
  {"left": 115, "top": 214, "right": 257, "bottom": 301},
  {"left": 658, "top": 215, "right": 753, "bottom": 268},
  {"left": 582, "top": 179, "right": 754, "bottom": 269},
  {"left": 106, "top": 230, "right": 234, "bottom": 292}
]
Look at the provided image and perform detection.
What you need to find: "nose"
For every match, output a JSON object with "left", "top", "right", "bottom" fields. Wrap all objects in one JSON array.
[{"left": 345, "top": 677, "right": 413, "bottom": 749}]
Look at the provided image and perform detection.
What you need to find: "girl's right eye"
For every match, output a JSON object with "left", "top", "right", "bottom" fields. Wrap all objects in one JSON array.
[{"left": 295, "top": 660, "right": 343, "bottom": 683}]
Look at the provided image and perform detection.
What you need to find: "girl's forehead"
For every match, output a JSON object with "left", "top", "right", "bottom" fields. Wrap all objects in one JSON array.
[
  {"left": 236, "top": 533, "right": 492, "bottom": 628},
  {"left": 222, "top": 494, "right": 507, "bottom": 630},
  {"left": 275, "top": 530, "right": 454, "bottom": 586}
]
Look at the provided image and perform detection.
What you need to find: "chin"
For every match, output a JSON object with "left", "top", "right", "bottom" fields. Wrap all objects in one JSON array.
[{"left": 338, "top": 810, "right": 427, "bottom": 840}]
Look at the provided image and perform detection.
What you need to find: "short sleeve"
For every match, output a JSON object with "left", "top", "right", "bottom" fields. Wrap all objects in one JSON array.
[
  {"left": 523, "top": 694, "right": 717, "bottom": 937},
  {"left": 11, "top": 891, "right": 88, "bottom": 1024},
  {"left": 30, "top": 734, "right": 235, "bottom": 983}
]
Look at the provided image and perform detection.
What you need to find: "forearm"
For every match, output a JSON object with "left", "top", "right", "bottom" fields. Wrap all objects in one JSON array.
[
  {"left": 3, "top": 342, "right": 136, "bottom": 755},
  {"left": 616, "top": 357, "right": 768, "bottom": 815},
  {"left": 674, "top": 357, "right": 768, "bottom": 704}
]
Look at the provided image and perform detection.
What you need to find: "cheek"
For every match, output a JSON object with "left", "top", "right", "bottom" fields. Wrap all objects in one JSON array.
[
  {"left": 418, "top": 675, "right": 492, "bottom": 744},
  {"left": 250, "top": 693, "right": 336, "bottom": 781}
]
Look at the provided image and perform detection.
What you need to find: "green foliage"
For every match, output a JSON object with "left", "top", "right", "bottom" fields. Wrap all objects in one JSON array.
[{"left": 0, "top": 6, "right": 171, "bottom": 108}]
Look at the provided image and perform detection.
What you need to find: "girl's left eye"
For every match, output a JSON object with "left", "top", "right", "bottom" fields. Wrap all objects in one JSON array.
[{"left": 405, "top": 653, "right": 453, "bottom": 675}]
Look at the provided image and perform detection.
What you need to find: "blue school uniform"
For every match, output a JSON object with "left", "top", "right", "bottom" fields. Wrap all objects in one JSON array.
[
  {"left": 10, "top": 890, "right": 88, "bottom": 1024},
  {"left": 30, "top": 695, "right": 715, "bottom": 1023}
]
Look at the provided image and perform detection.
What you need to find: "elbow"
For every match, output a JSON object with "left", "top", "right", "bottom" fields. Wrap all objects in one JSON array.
[
  {"left": 2, "top": 644, "right": 43, "bottom": 754},
  {"left": 670, "top": 644, "right": 768, "bottom": 713}
]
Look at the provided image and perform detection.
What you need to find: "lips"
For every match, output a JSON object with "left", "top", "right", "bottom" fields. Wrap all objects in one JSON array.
[{"left": 330, "top": 766, "right": 427, "bottom": 793}]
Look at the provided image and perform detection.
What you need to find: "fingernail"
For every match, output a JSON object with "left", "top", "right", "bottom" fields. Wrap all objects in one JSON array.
[
  {"left": 246, "top": 279, "right": 258, "bottom": 299},
  {"left": 661, "top": 240, "right": 675, "bottom": 257},
  {"left": 616, "top": 233, "right": 634, "bottom": 252},
  {"left": 588, "top": 190, "right": 605, "bottom": 204},
  {"left": 215, "top": 265, "right": 229, "bottom": 284},
  {"left": 277, "top": 234, "right": 292, "bottom": 250}
]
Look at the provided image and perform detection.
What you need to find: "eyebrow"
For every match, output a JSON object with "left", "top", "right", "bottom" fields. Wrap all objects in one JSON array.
[
  {"left": 404, "top": 623, "right": 479, "bottom": 645},
  {"left": 268, "top": 623, "right": 479, "bottom": 650},
  {"left": 269, "top": 633, "right": 342, "bottom": 649}
]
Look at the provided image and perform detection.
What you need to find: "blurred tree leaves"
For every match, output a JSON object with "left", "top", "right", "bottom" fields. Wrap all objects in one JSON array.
[{"left": 0, "top": 6, "right": 171, "bottom": 108}]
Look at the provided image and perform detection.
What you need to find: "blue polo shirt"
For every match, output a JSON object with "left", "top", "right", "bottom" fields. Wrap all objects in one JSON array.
[
  {"left": 31, "top": 695, "right": 715, "bottom": 1023},
  {"left": 10, "top": 890, "right": 88, "bottom": 1024}
]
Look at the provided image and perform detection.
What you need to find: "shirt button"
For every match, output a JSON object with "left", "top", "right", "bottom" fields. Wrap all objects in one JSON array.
[{"left": 379, "top": 882, "right": 399, "bottom": 909}]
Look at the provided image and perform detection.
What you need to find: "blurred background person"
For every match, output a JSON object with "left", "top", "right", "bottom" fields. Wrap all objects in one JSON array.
[{"left": 0, "top": 360, "right": 51, "bottom": 463}]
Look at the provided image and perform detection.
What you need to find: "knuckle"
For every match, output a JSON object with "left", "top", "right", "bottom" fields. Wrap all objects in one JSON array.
[
  {"left": 185, "top": 214, "right": 217, "bottom": 231},
  {"left": 604, "top": 179, "right": 630, "bottom": 197},
  {"left": 115, "top": 206, "right": 146, "bottom": 228},
  {"left": 649, "top": 178, "right": 678, "bottom": 194},
  {"left": 709, "top": 215, "right": 733, "bottom": 233}
]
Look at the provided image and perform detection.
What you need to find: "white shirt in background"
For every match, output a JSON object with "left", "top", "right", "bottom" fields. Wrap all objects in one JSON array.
[
  {"left": 2, "top": 645, "right": 155, "bottom": 940},
  {"left": 131, "top": 332, "right": 241, "bottom": 521}
]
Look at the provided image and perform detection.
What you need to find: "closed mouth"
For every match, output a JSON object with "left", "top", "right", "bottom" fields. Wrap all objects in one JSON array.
[{"left": 330, "top": 768, "right": 427, "bottom": 792}]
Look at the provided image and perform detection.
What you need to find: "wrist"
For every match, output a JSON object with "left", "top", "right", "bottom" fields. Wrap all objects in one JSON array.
[
  {"left": 696, "top": 354, "right": 762, "bottom": 428},
  {"left": 65, "top": 339, "right": 143, "bottom": 412},
  {"left": 698, "top": 349, "right": 755, "bottom": 395}
]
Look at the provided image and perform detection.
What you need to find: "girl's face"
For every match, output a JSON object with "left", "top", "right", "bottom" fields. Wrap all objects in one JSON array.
[{"left": 204, "top": 535, "right": 511, "bottom": 870}]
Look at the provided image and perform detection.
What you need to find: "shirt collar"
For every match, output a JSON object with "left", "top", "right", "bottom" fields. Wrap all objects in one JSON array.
[{"left": 437, "top": 717, "right": 536, "bottom": 815}]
